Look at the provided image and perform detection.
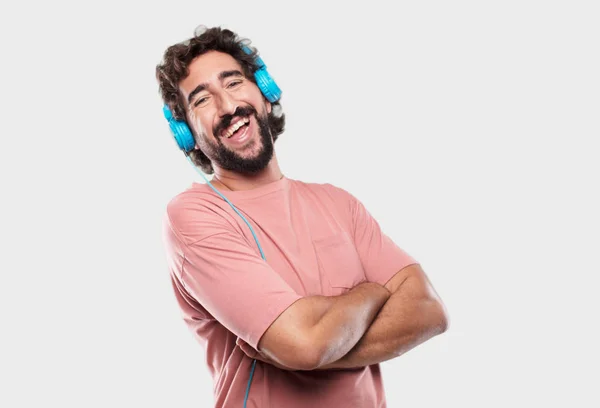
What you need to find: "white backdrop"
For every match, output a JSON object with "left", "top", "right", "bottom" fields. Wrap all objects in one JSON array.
[{"left": 1, "top": 0, "right": 599, "bottom": 407}]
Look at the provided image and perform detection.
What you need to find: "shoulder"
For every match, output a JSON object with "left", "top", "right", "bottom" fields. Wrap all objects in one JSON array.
[{"left": 162, "top": 184, "right": 235, "bottom": 247}]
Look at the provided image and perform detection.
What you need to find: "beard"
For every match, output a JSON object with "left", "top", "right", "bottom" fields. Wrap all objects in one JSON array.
[{"left": 202, "top": 105, "right": 274, "bottom": 175}]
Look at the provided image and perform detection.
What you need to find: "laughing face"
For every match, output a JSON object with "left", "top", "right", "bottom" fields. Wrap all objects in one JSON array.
[{"left": 180, "top": 50, "right": 275, "bottom": 174}]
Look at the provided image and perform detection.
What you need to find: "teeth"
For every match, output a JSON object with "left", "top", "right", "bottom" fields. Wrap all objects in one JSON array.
[{"left": 224, "top": 117, "right": 249, "bottom": 138}]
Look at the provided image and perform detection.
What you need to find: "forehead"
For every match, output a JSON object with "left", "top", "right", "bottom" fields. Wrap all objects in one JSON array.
[{"left": 179, "top": 50, "right": 244, "bottom": 97}]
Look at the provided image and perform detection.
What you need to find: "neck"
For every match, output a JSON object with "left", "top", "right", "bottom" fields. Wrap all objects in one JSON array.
[{"left": 211, "top": 157, "right": 284, "bottom": 192}]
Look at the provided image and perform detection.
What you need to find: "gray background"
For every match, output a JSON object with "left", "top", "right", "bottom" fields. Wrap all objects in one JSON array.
[{"left": 1, "top": 0, "right": 598, "bottom": 406}]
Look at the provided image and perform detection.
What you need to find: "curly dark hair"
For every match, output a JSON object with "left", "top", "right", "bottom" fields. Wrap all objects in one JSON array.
[{"left": 155, "top": 26, "right": 286, "bottom": 174}]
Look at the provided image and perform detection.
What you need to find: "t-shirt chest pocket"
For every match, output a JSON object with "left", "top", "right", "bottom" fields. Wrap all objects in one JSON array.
[{"left": 312, "top": 234, "right": 366, "bottom": 296}]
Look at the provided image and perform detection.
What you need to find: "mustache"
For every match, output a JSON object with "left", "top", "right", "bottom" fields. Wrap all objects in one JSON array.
[{"left": 214, "top": 105, "right": 257, "bottom": 138}]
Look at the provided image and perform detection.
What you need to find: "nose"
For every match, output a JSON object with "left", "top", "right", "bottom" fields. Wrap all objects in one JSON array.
[{"left": 215, "top": 91, "right": 238, "bottom": 118}]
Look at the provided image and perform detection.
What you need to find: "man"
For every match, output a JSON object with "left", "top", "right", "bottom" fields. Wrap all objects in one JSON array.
[{"left": 156, "top": 25, "right": 449, "bottom": 408}]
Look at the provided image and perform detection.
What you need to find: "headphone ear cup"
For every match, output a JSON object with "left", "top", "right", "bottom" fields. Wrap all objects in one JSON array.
[
  {"left": 242, "top": 46, "right": 282, "bottom": 103},
  {"left": 163, "top": 104, "right": 196, "bottom": 152},
  {"left": 255, "top": 68, "right": 282, "bottom": 103},
  {"left": 170, "top": 121, "right": 196, "bottom": 152}
]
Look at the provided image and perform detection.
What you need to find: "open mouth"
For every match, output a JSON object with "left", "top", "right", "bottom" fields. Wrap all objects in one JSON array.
[{"left": 221, "top": 116, "right": 250, "bottom": 139}]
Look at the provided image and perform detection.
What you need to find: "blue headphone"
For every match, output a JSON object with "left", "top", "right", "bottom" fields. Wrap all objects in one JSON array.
[{"left": 162, "top": 45, "right": 281, "bottom": 153}]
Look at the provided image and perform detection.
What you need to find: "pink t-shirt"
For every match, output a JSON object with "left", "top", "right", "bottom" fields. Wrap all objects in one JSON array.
[{"left": 162, "top": 176, "right": 417, "bottom": 407}]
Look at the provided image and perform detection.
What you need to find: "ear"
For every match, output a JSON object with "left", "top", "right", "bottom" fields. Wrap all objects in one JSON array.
[{"left": 266, "top": 101, "right": 272, "bottom": 114}]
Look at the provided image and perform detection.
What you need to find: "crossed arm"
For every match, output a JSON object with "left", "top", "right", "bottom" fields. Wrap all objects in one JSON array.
[{"left": 237, "top": 263, "right": 449, "bottom": 371}]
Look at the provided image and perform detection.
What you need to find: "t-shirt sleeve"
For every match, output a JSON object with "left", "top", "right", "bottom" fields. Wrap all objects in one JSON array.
[
  {"left": 162, "top": 200, "right": 303, "bottom": 349},
  {"left": 340, "top": 188, "right": 419, "bottom": 286}
]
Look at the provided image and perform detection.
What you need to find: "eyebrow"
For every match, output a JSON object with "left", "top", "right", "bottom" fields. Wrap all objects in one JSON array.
[{"left": 187, "top": 70, "right": 245, "bottom": 105}]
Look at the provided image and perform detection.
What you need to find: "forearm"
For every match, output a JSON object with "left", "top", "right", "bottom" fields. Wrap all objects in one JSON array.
[
  {"left": 254, "top": 282, "right": 391, "bottom": 370},
  {"left": 252, "top": 282, "right": 390, "bottom": 370},
  {"left": 308, "top": 282, "right": 391, "bottom": 368},
  {"left": 320, "top": 276, "right": 448, "bottom": 370}
]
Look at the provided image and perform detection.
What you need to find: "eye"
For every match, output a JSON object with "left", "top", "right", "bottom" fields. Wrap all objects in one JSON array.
[
  {"left": 227, "top": 79, "right": 243, "bottom": 88},
  {"left": 194, "top": 95, "right": 210, "bottom": 107}
]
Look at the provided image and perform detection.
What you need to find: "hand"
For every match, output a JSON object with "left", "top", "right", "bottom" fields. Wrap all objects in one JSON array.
[{"left": 236, "top": 338, "right": 297, "bottom": 371}]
